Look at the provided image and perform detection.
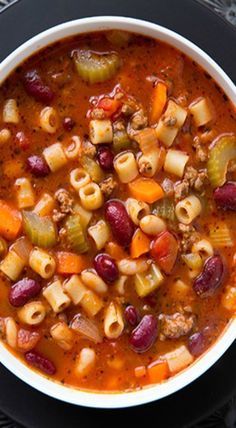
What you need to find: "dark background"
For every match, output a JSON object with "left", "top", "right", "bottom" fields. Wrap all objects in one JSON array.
[{"left": 0, "top": 1, "right": 236, "bottom": 427}]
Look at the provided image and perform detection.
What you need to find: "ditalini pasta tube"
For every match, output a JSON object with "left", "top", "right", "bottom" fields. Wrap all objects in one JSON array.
[
  {"left": 17, "top": 301, "right": 46, "bottom": 325},
  {"left": 40, "top": 106, "right": 58, "bottom": 134},
  {"left": 43, "top": 280, "right": 71, "bottom": 313},
  {"left": 89, "top": 119, "right": 113, "bottom": 144},
  {"left": 164, "top": 149, "right": 189, "bottom": 178},
  {"left": 70, "top": 168, "right": 91, "bottom": 191},
  {"left": 79, "top": 182, "right": 103, "bottom": 211},
  {"left": 114, "top": 151, "right": 138, "bottom": 183},
  {"left": 88, "top": 220, "right": 110, "bottom": 250},
  {"left": 175, "top": 195, "right": 202, "bottom": 225},
  {"left": 43, "top": 142, "right": 67, "bottom": 172},
  {"left": 125, "top": 198, "right": 150, "bottom": 225},
  {"left": 3, "top": 99, "right": 19, "bottom": 124},
  {"left": 189, "top": 97, "right": 213, "bottom": 127},
  {"left": 104, "top": 302, "right": 124, "bottom": 339},
  {"left": 29, "top": 248, "right": 56, "bottom": 279}
]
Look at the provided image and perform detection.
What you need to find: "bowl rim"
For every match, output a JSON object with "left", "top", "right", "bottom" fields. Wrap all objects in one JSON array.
[{"left": 0, "top": 15, "right": 235, "bottom": 409}]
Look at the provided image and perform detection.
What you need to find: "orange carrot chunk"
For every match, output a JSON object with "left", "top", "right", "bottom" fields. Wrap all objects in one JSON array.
[
  {"left": 56, "top": 251, "right": 89, "bottom": 274},
  {"left": 130, "top": 228, "right": 151, "bottom": 258},
  {"left": 149, "top": 82, "right": 167, "bottom": 125},
  {"left": 147, "top": 360, "right": 169, "bottom": 383},
  {"left": 128, "top": 178, "right": 164, "bottom": 204},
  {"left": 105, "top": 242, "right": 128, "bottom": 261},
  {"left": 0, "top": 200, "right": 22, "bottom": 240}
]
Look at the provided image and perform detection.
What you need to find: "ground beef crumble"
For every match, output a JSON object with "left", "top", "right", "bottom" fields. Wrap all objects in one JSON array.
[
  {"left": 99, "top": 176, "right": 117, "bottom": 198},
  {"left": 159, "top": 312, "right": 195, "bottom": 340},
  {"left": 53, "top": 188, "right": 74, "bottom": 223}
]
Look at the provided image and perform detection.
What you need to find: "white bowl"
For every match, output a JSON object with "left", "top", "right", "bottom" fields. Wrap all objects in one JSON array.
[{"left": 0, "top": 16, "right": 235, "bottom": 409}]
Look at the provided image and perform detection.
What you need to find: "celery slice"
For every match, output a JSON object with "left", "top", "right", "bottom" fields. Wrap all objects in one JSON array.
[
  {"left": 74, "top": 50, "right": 120, "bottom": 84},
  {"left": 181, "top": 253, "right": 203, "bottom": 270},
  {"left": 113, "top": 130, "right": 131, "bottom": 153},
  {"left": 135, "top": 263, "right": 164, "bottom": 297},
  {"left": 207, "top": 135, "right": 236, "bottom": 188},
  {"left": 65, "top": 214, "right": 89, "bottom": 254},
  {"left": 153, "top": 198, "right": 176, "bottom": 222},
  {"left": 80, "top": 155, "right": 104, "bottom": 183},
  {"left": 22, "top": 211, "right": 57, "bottom": 248}
]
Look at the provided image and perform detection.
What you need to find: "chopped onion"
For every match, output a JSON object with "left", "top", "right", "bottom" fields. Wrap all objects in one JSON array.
[{"left": 70, "top": 313, "right": 102, "bottom": 344}]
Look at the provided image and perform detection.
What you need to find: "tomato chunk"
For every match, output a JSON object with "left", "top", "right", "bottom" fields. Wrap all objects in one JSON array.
[
  {"left": 151, "top": 231, "right": 178, "bottom": 274},
  {"left": 97, "top": 97, "right": 121, "bottom": 117}
]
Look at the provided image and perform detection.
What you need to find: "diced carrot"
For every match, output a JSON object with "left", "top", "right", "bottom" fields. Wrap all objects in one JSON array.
[
  {"left": 147, "top": 360, "right": 169, "bottom": 383},
  {"left": 0, "top": 200, "right": 22, "bottom": 240},
  {"left": 56, "top": 251, "right": 89, "bottom": 275},
  {"left": 128, "top": 178, "right": 164, "bottom": 204},
  {"left": 151, "top": 231, "right": 178, "bottom": 274},
  {"left": 150, "top": 82, "right": 167, "bottom": 125},
  {"left": 130, "top": 228, "right": 151, "bottom": 258},
  {"left": 134, "top": 365, "right": 147, "bottom": 378},
  {"left": 105, "top": 242, "right": 128, "bottom": 261}
]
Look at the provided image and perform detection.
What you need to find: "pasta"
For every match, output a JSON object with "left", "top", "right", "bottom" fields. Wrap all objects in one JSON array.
[
  {"left": 70, "top": 168, "right": 90, "bottom": 191},
  {"left": 81, "top": 269, "right": 108, "bottom": 294},
  {"left": 164, "top": 149, "right": 189, "bottom": 178},
  {"left": 63, "top": 274, "right": 87, "bottom": 305},
  {"left": 125, "top": 198, "right": 150, "bottom": 225},
  {"left": 175, "top": 195, "right": 202, "bottom": 224},
  {"left": 164, "top": 345, "right": 194, "bottom": 374},
  {"left": 137, "top": 149, "right": 162, "bottom": 177},
  {"left": 192, "top": 239, "right": 214, "bottom": 259},
  {"left": 73, "top": 204, "right": 92, "bottom": 228},
  {"left": 89, "top": 119, "right": 113, "bottom": 144},
  {"left": 155, "top": 100, "right": 187, "bottom": 147},
  {"left": 189, "top": 97, "right": 213, "bottom": 127},
  {"left": 43, "top": 142, "right": 68, "bottom": 172},
  {"left": 40, "top": 106, "right": 58, "bottom": 133},
  {"left": 43, "top": 280, "right": 71, "bottom": 313},
  {"left": 15, "top": 177, "right": 35, "bottom": 209},
  {"left": 17, "top": 301, "right": 46, "bottom": 325},
  {"left": 88, "top": 220, "right": 110, "bottom": 250},
  {"left": 80, "top": 290, "right": 104, "bottom": 317},
  {"left": 114, "top": 275, "right": 128, "bottom": 295},
  {"left": 79, "top": 182, "right": 103, "bottom": 211},
  {"left": 104, "top": 302, "right": 124, "bottom": 339},
  {"left": 3, "top": 99, "right": 19, "bottom": 124},
  {"left": 0, "top": 250, "right": 25, "bottom": 280},
  {"left": 114, "top": 151, "right": 138, "bottom": 183},
  {"left": 33, "top": 193, "right": 55, "bottom": 216},
  {"left": 64, "top": 136, "right": 81, "bottom": 160},
  {"left": 50, "top": 322, "right": 74, "bottom": 350},
  {"left": 29, "top": 248, "right": 56, "bottom": 279}
]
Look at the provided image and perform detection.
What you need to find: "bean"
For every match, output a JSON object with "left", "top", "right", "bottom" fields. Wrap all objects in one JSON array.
[
  {"left": 124, "top": 305, "right": 140, "bottom": 327},
  {"left": 63, "top": 117, "right": 75, "bottom": 131},
  {"left": 214, "top": 182, "right": 236, "bottom": 211},
  {"left": 27, "top": 155, "right": 50, "bottom": 177},
  {"left": 129, "top": 314, "right": 158, "bottom": 353},
  {"left": 94, "top": 253, "right": 119, "bottom": 283},
  {"left": 193, "top": 255, "right": 224, "bottom": 297},
  {"left": 25, "top": 351, "right": 56, "bottom": 375},
  {"left": 9, "top": 278, "right": 42, "bottom": 307},
  {"left": 188, "top": 332, "right": 206, "bottom": 357},
  {"left": 97, "top": 147, "right": 114, "bottom": 171},
  {"left": 15, "top": 131, "right": 30, "bottom": 150},
  {"left": 105, "top": 200, "right": 134, "bottom": 246},
  {"left": 23, "top": 69, "right": 54, "bottom": 104}
]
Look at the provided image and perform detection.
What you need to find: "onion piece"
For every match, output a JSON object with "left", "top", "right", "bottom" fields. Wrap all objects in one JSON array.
[
  {"left": 70, "top": 313, "right": 102, "bottom": 344},
  {"left": 10, "top": 236, "right": 33, "bottom": 264}
]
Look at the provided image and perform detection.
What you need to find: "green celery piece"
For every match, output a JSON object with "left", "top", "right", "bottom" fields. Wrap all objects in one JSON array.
[
  {"left": 22, "top": 211, "right": 57, "bottom": 248},
  {"left": 65, "top": 214, "right": 89, "bottom": 254},
  {"left": 74, "top": 50, "right": 120, "bottom": 84}
]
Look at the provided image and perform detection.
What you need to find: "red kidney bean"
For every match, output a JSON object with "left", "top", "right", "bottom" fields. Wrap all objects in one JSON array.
[
  {"left": 23, "top": 69, "right": 54, "bottom": 104},
  {"left": 124, "top": 305, "right": 140, "bottom": 327},
  {"left": 15, "top": 131, "right": 30, "bottom": 150},
  {"left": 25, "top": 351, "right": 56, "bottom": 375},
  {"left": 193, "top": 255, "right": 224, "bottom": 298},
  {"left": 188, "top": 332, "right": 206, "bottom": 357},
  {"left": 94, "top": 253, "right": 119, "bottom": 283},
  {"left": 214, "top": 182, "right": 236, "bottom": 211},
  {"left": 9, "top": 278, "right": 42, "bottom": 307},
  {"left": 97, "top": 147, "right": 114, "bottom": 171},
  {"left": 18, "top": 329, "right": 41, "bottom": 352},
  {"left": 63, "top": 117, "right": 75, "bottom": 131},
  {"left": 104, "top": 200, "right": 134, "bottom": 246},
  {"left": 27, "top": 155, "right": 50, "bottom": 177},
  {"left": 129, "top": 314, "right": 158, "bottom": 353}
]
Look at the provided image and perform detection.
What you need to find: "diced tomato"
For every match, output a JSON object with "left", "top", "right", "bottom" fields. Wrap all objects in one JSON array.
[
  {"left": 97, "top": 97, "right": 121, "bottom": 117},
  {"left": 150, "top": 231, "right": 178, "bottom": 274}
]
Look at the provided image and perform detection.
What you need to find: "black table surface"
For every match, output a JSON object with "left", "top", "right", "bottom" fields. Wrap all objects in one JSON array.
[{"left": 0, "top": 0, "right": 236, "bottom": 427}]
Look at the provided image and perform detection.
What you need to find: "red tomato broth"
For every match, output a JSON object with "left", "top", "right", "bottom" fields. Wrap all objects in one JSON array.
[{"left": 0, "top": 30, "right": 235, "bottom": 392}]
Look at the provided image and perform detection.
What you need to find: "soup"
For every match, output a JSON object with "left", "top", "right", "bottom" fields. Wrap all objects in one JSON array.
[{"left": 0, "top": 30, "right": 235, "bottom": 392}]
